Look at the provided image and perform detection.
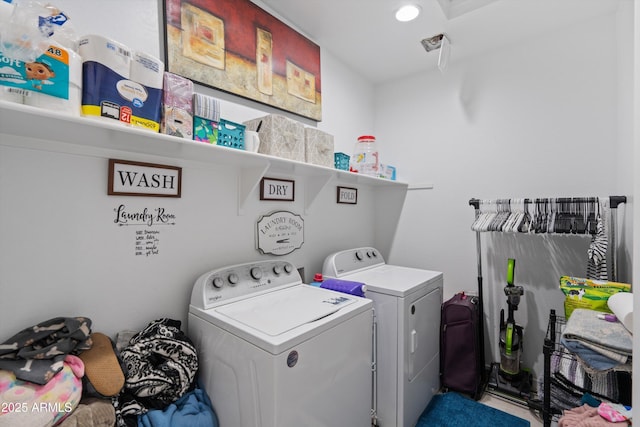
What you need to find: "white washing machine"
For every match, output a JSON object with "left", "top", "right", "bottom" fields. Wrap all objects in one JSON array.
[
  {"left": 188, "top": 259, "right": 373, "bottom": 427},
  {"left": 323, "top": 247, "right": 443, "bottom": 427}
]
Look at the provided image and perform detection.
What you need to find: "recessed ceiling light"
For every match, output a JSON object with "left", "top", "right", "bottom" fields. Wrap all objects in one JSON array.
[{"left": 395, "top": 4, "right": 421, "bottom": 22}]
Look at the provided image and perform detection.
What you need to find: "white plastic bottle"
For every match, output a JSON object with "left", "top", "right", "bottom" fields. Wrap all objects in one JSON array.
[{"left": 350, "top": 135, "right": 379, "bottom": 177}]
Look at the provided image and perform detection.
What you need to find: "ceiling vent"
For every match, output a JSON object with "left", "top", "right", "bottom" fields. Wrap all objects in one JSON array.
[{"left": 436, "top": 0, "right": 500, "bottom": 19}]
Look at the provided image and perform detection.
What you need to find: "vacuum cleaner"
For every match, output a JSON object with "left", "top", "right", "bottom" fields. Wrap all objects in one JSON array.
[{"left": 487, "top": 258, "right": 532, "bottom": 403}]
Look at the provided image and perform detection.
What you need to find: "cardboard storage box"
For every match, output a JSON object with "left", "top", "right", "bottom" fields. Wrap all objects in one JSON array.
[
  {"left": 244, "top": 114, "right": 305, "bottom": 161},
  {"left": 304, "top": 128, "right": 334, "bottom": 167}
]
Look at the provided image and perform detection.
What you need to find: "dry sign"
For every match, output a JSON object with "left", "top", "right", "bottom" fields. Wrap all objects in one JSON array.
[
  {"left": 260, "top": 177, "right": 295, "bottom": 201},
  {"left": 108, "top": 159, "right": 182, "bottom": 197}
]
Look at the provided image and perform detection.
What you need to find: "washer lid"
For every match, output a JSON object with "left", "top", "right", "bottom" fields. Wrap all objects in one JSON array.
[
  {"left": 216, "top": 285, "right": 358, "bottom": 336},
  {"left": 342, "top": 265, "right": 443, "bottom": 297}
]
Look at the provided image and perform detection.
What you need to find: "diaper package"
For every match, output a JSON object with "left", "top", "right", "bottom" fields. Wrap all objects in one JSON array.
[
  {"left": 559, "top": 276, "right": 631, "bottom": 318},
  {"left": 0, "top": 44, "right": 81, "bottom": 113}
]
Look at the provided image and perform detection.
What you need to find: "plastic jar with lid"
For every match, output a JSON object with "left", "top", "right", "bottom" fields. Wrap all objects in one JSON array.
[{"left": 349, "top": 135, "right": 379, "bottom": 177}]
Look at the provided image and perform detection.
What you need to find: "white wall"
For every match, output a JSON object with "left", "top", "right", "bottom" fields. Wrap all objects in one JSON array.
[
  {"left": 617, "top": 1, "right": 635, "bottom": 279},
  {"left": 377, "top": 10, "right": 634, "bottom": 382},
  {"left": 0, "top": 136, "right": 400, "bottom": 338}
]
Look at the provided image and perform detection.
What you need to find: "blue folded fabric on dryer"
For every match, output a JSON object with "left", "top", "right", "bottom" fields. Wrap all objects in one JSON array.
[{"left": 320, "top": 278, "right": 367, "bottom": 297}]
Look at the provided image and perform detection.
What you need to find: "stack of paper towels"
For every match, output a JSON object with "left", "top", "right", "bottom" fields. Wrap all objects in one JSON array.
[{"left": 607, "top": 292, "right": 633, "bottom": 334}]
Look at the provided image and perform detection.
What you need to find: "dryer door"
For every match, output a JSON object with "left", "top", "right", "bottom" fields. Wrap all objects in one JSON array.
[
  {"left": 407, "top": 286, "right": 442, "bottom": 382},
  {"left": 401, "top": 284, "right": 443, "bottom": 427}
]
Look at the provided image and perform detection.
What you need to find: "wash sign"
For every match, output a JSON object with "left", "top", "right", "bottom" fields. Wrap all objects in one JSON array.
[{"left": 108, "top": 159, "right": 182, "bottom": 197}]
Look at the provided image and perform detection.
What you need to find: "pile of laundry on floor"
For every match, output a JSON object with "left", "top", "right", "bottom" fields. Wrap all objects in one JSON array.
[
  {"left": 559, "top": 397, "right": 632, "bottom": 427},
  {"left": 0, "top": 317, "right": 218, "bottom": 427},
  {"left": 545, "top": 307, "right": 633, "bottom": 427}
]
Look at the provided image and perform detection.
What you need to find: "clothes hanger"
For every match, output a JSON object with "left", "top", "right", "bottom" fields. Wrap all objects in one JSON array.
[
  {"left": 489, "top": 199, "right": 509, "bottom": 231},
  {"left": 537, "top": 198, "right": 549, "bottom": 234},
  {"left": 503, "top": 199, "right": 521, "bottom": 232},
  {"left": 556, "top": 198, "right": 570, "bottom": 234},
  {"left": 587, "top": 197, "right": 598, "bottom": 235},
  {"left": 551, "top": 198, "right": 562, "bottom": 234},
  {"left": 519, "top": 199, "right": 532, "bottom": 233},
  {"left": 471, "top": 199, "right": 496, "bottom": 232},
  {"left": 573, "top": 198, "right": 587, "bottom": 234}
]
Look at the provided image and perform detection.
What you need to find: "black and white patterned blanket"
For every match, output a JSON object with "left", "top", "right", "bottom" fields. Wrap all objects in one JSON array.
[{"left": 115, "top": 318, "right": 198, "bottom": 426}]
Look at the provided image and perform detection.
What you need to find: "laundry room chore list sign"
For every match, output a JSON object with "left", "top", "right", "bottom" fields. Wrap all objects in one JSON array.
[
  {"left": 112, "top": 204, "right": 177, "bottom": 257},
  {"left": 134, "top": 229, "right": 160, "bottom": 257}
]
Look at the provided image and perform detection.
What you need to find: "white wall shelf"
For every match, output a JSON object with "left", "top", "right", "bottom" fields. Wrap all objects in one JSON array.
[
  {"left": 0, "top": 101, "right": 407, "bottom": 214},
  {"left": 408, "top": 184, "right": 434, "bottom": 190}
]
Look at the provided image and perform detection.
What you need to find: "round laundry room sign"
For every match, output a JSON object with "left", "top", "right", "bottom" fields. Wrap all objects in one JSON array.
[{"left": 256, "top": 210, "right": 304, "bottom": 256}]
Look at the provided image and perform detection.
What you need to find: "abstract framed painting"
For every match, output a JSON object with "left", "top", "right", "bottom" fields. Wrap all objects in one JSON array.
[{"left": 163, "top": 0, "right": 322, "bottom": 121}]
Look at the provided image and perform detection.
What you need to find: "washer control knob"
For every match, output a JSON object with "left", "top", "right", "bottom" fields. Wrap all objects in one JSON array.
[
  {"left": 212, "top": 277, "right": 224, "bottom": 289},
  {"left": 371, "top": 250, "right": 378, "bottom": 258},
  {"left": 355, "top": 251, "right": 363, "bottom": 261},
  {"left": 273, "top": 265, "right": 282, "bottom": 275},
  {"left": 250, "top": 267, "right": 262, "bottom": 280},
  {"left": 366, "top": 251, "right": 372, "bottom": 258},
  {"left": 283, "top": 263, "right": 293, "bottom": 274},
  {"left": 228, "top": 273, "right": 239, "bottom": 286}
]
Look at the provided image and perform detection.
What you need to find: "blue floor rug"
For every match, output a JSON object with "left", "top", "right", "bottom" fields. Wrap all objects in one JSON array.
[{"left": 416, "top": 392, "right": 531, "bottom": 427}]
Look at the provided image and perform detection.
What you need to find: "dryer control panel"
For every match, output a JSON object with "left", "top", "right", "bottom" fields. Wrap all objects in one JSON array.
[
  {"left": 191, "top": 260, "right": 301, "bottom": 309},
  {"left": 322, "top": 246, "right": 386, "bottom": 277}
]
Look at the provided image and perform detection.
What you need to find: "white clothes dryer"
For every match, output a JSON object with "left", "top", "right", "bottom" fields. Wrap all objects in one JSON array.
[
  {"left": 188, "top": 259, "right": 373, "bottom": 427},
  {"left": 323, "top": 247, "right": 443, "bottom": 427}
]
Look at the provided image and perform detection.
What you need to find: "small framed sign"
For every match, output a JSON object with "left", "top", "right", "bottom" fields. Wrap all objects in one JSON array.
[
  {"left": 337, "top": 186, "right": 358, "bottom": 204},
  {"left": 108, "top": 159, "right": 182, "bottom": 197},
  {"left": 260, "top": 177, "right": 295, "bottom": 201}
]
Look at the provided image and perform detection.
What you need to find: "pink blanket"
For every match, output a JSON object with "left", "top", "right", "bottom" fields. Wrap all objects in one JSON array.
[
  {"left": 0, "top": 355, "right": 83, "bottom": 427},
  {"left": 559, "top": 404, "right": 629, "bottom": 427}
]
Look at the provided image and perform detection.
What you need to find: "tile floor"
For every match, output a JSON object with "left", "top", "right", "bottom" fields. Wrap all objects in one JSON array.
[{"left": 480, "top": 392, "right": 546, "bottom": 427}]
